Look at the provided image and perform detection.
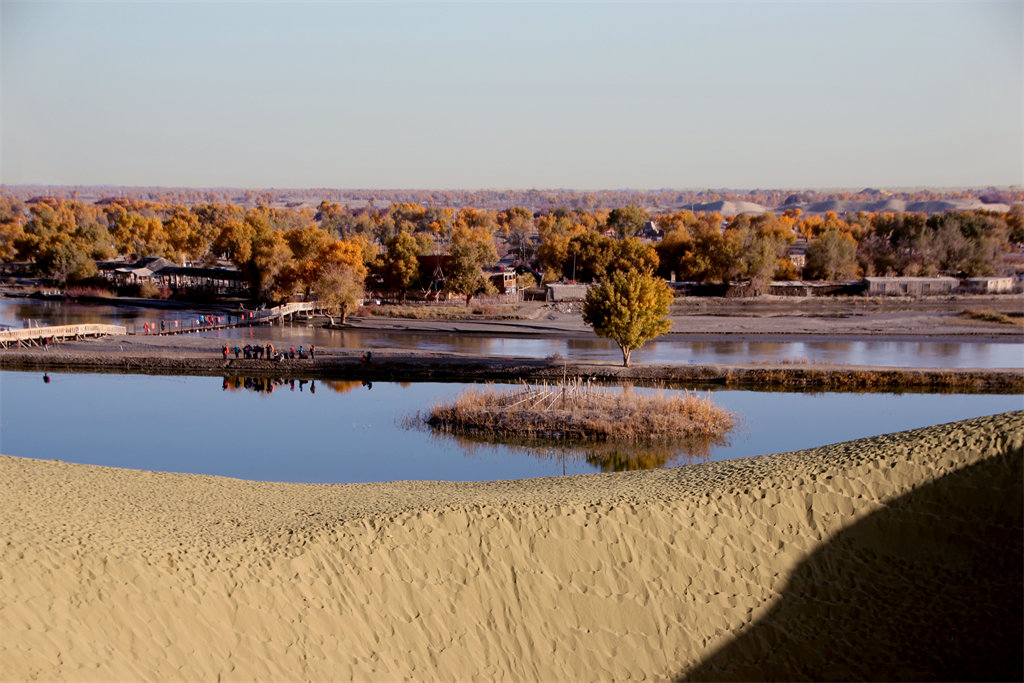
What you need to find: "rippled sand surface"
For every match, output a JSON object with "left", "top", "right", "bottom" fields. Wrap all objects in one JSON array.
[{"left": 2, "top": 412, "right": 1021, "bottom": 681}]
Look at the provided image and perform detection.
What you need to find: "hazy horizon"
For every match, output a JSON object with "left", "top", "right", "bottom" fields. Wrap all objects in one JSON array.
[
  {"left": 3, "top": 1, "right": 1021, "bottom": 189},
  {"left": 2, "top": 182, "right": 1017, "bottom": 194}
]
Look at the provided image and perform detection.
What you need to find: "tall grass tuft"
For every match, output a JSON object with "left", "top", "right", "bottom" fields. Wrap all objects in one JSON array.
[
  {"left": 423, "top": 380, "right": 735, "bottom": 443},
  {"left": 64, "top": 285, "right": 113, "bottom": 298},
  {"left": 960, "top": 309, "right": 1023, "bottom": 327},
  {"left": 356, "top": 303, "right": 521, "bottom": 320}
]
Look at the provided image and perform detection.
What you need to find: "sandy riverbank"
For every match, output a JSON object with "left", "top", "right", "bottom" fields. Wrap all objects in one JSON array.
[{"left": 2, "top": 412, "right": 1021, "bottom": 681}]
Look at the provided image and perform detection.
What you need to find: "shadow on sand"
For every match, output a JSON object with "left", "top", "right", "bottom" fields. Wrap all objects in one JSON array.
[{"left": 679, "top": 446, "right": 1023, "bottom": 682}]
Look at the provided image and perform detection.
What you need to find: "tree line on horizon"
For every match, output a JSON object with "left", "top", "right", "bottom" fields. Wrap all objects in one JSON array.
[
  {"left": 3, "top": 185, "right": 1021, "bottom": 213},
  {"left": 0, "top": 195, "right": 1020, "bottom": 308}
]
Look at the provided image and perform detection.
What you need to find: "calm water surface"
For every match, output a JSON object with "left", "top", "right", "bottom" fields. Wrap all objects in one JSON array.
[
  {"left": 200, "top": 326, "right": 1024, "bottom": 369},
  {"left": 3, "top": 297, "right": 1022, "bottom": 368},
  {"left": 2, "top": 370, "right": 1020, "bottom": 483}
]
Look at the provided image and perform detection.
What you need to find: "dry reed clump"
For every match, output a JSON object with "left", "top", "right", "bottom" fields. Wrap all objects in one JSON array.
[
  {"left": 63, "top": 285, "right": 114, "bottom": 298},
  {"left": 357, "top": 303, "right": 521, "bottom": 320},
  {"left": 960, "top": 308, "right": 1023, "bottom": 327},
  {"left": 424, "top": 380, "right": 735, "bottom": 442}
]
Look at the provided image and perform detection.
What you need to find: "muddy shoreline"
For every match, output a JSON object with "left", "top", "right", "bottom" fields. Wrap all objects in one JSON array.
[
  {"left": 3, "top": 345, "right": 1021, "bottom": 392},
  {"left": 3, "top": 294, "right": 1021, "bottom": 391}
]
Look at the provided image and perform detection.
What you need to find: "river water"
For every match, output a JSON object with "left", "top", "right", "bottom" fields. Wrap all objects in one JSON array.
[
  {"left": 1, "top": 370, "right": 1020, "bottom": 483},
  {"left": 3, "top": 297, "right": 1022, "bottom": 368}
]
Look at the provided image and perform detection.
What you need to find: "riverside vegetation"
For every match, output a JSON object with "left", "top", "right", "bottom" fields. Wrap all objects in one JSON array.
[{"left": 960, "top": 308, "right": 1024, "bottom": 327}]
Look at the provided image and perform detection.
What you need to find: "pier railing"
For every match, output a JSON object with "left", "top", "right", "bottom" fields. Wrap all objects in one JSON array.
[
  {"left": 0, "top": 324, "right": 128, "bottom": 348},
  {"left": 134, "top": 301, "right": 323, "bottom": 335},
  {"left": 0, "top": 302, "right": 324, "bottom": 346}
]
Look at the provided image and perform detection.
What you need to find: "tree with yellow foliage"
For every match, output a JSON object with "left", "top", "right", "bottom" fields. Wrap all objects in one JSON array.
[
  {"left": 313, "top": 264, "right": 365, "bottom": 326},
  {"left": 381, "top": 231, "right": 421, "bottom": 301},
  {"left": 447, "top": 225, "right": 498, "bottom": 305},
  {"left": 805, "top": 229, "right": 858, "bottom": 280},
  {"left": 311, "top": 239, "right": 367, "bottom": 324},
  {"left": 583, "top": 269, "right": 673, "bottom": 367}
]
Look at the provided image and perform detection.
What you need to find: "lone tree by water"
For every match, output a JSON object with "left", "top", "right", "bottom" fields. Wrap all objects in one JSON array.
[
  {"left": 313, "top": 262, "right": 365, "bottom": 325},
  {"left": 583, "top": 269, "right": 673, "bottom": 367}
]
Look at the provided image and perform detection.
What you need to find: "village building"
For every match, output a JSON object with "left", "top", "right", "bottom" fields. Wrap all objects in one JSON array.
[
  {"left": 545, "top": 282, "right": 590, "bottom": 301},
  {"left": 638, "top": 220, "right": 662, "bottom": 240},
  {"left": 863, "top": 276, "right": 958, "bottom": 296},
  {"left": 97, "top": 257, "right": 247, "bottom": 295},
  {"left": 768, "top": 281, "right": 865, "bottom": 297},
  {"left": 787, "top": 240, "right": 807, "bottom": 271},
  {"left": 963, "top": 276, "right": 1015, "bottom": 294},
  {"left": 488, "top": 268, "right": 518, "bottom": 295}
]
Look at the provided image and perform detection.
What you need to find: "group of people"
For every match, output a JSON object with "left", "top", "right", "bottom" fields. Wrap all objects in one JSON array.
[{"left": 221, "top": 344, "right": 315, "bottom": 362}]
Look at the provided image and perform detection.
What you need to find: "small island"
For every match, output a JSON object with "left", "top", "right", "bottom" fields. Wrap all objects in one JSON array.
[{"left": 424, "top": 380, "right": 736, "bottom": 443}]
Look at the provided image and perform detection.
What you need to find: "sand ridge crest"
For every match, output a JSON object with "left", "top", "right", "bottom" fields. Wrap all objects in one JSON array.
[{"left": 2, "top": 411, "right": 1021, "bottom": 681}]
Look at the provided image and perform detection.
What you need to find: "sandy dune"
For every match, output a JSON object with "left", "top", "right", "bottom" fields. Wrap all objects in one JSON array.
[
  {"left": 669, "top": 197, "right": 1012, "bottom": 217},
  {"left": 2, "top": 412, "right": 1021, "bottom": 682},
  {"left": 688, "top": 200, "right": 768, "bottom": 215}
]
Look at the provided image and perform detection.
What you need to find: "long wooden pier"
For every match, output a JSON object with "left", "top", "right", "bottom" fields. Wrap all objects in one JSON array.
[
  {"left": 134, "top": 302, "right": 324, "bottom": 336},
  {"left": 0, "top": 303, "right": 326, "bottom": 346},
  {"left": 0, "top": 324, "right": 128, "bottom": 349}
]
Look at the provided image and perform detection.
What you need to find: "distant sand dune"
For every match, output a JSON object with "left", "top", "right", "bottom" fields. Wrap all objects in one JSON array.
[
  {"left": 676, "top": 197, "right": 1010, "bottom": 217},
  {"left": 795, "top": 198, "right": 1009, "bottom": 216},
  {"left": 688, "top": 200, "right": 767, "bottom": 215},
  {"left": 2, "top": 412, "right": 1021, "bottom": 682}
]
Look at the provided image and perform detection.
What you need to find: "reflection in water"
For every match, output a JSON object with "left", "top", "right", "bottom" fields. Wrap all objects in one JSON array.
[
  {"left": 422, "top": 425, "right": 731, "bottom": 473},
  {"left": 322, "top": 379, "right": 363, "bottom": 394},
  {"left": 0, "top": 298, "right": 202, "bottom": 330},
  {"left": 220, "top": 376, "right": 369, "bottom": 395},
  {"left": 222, "top": 376, "right": 289, "bottom": 394}
]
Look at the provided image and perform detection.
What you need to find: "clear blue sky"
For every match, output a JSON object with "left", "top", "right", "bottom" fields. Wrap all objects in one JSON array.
[{"left": 2, "top": 1, "right": 1021, "bottom": 190}]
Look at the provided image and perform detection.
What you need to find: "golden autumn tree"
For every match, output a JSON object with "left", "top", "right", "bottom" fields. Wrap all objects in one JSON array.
[
  {"left": 0, "top": 197, "right": 27, "bottom": 262},
  {"left": 282, "top": 224, "right": 333, "bottom": 296},
  {"left": 536, "top": 211, "right": 584, "bottom": 281},
  {"left": 312, "top": 239, "right": 367, "bottom": 325},
  {"left": 381, "top": 231, "right": 422, "bottom": 301},
  {"left": 252, "top": 230, "right": 293, "bottom": 302},
  {"left": 654, "top": 226, "right": 693, "bottom": 280},
  {"left": 213, "top": 218, "right": 255, "bottom": 267},
  {"left": 446, "top": 224, "right": 498, "bottom": 305},
  {"left": 606, "top": 204, "right": 650, "bottom": 239},
  {"left": 805, "top": 229, "right": 859, "bottom": 280},
  {"left": 164, "top": 208, "right": 203, "bottom": 264},
  {"left": 110, "top": 210, "right": 169, "bottom": 260},
  {"left": 0, "top": 220, "right": 26, "bottom": 262},
  {"left": 669, "top": 215, "right": 739, "bottom": 284},
  {"left": 653, "top": 210, "right": 698, "bottom": 235},
  {"left": 498, "top": 206, "right": 535, "bottom": 262},
  {"left": 582, "top": 269, "right": 673, "bottom": 367},
  {"left": 609, "top": 237, "right": 659, "bottom": 277}
]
